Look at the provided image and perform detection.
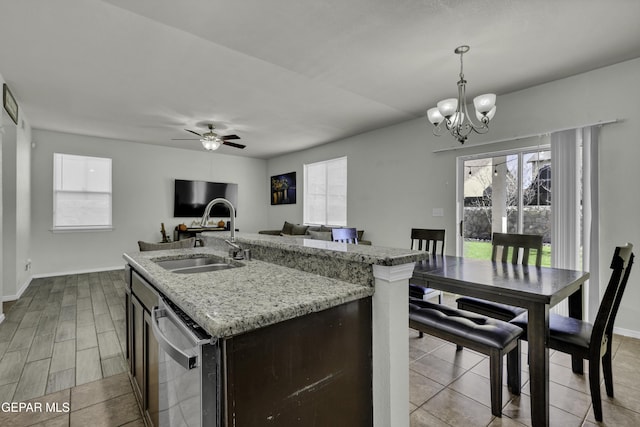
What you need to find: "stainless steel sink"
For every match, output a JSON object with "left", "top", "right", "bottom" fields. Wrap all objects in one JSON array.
[{"left": 154, "top": 256, "right": 241, "bottom": 274}]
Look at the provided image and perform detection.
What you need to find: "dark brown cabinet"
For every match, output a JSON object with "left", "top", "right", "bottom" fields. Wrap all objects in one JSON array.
[
  {"left": 126, "top": 264, "right": 373, "bottom": 426},
  {"left": 131, "top": 294, "right": 144, "bottom": 403},
  {"left": 126, "top": 270, "right": 159, "bottom": 427},
  {"left": 224, "top": 298, "right": 373, "bottom": 426},
  {"left": 145, "top": 310, "right": 159, "bottom": 426}
]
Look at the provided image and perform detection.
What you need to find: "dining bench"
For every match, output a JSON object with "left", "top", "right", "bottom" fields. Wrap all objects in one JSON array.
[{"left": 409, "top": 298, "right": 522, "bottom": 417}]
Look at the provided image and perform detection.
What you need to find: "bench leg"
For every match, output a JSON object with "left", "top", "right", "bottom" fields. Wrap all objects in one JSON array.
[
  {"left": 489, "top": 349, "right": 504, "bottom": 417},
  {"left": 506, "top": 341, "right": 521, "bottom": 395}
]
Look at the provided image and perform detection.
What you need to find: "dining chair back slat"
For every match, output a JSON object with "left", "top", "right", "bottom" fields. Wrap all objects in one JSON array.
[
  {"left": 410, "top": 228, "right": 445, "bottom": 255},
  {"left": 491, "top": 232, "right": 543, "bottom": 266},
  {"left": 409, "top": 228, "right": 446, "bottom": 336}
]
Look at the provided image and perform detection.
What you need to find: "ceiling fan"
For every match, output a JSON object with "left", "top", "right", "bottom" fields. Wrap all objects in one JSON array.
[{"left": 172, "top": 124, "right": 246, "bottom": 150}]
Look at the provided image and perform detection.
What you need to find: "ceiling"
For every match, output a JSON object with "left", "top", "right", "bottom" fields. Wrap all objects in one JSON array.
[{"left": 1, "top": 0, "right": 639, "bottom": 159}]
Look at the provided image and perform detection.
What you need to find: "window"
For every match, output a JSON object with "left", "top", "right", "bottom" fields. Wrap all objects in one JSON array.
[
  {"left": 303, "top": 156, "right": 347, "bottom": 226},
  {"left": 53, "top": 153, "right": 112, "bottom": 231}
]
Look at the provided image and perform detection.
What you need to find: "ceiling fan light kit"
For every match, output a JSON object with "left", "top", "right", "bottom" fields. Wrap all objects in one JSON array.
[
  {"left": 201, "top": 138, "right": 222, "bottom": 151},
  {"left": 427, "top": 45, "right": 496, "bottom": 144},
  {"left": 172, "top": 124, "right": 246, "bottom": 151}
]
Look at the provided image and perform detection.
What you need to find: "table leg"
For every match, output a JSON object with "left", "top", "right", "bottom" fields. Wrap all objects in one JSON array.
[
  {"left": 568, "top": 285, "right": 584, "bottom": 374},
  {"left": 527, "top": 303, "right": 550, "bottom": 427}
]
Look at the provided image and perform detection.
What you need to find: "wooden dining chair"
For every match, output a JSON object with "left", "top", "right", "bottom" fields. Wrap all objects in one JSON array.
[
  {"left": 409, "top": 229, "right": 445, "bottom": 338},
  {"left": 457, "top": 232, "right": 543, "bottom": 321},
  {"left": 491, "top": 232, "right": 543, "bottom": 266},
  {"left": 410, "top": 228, "right": 445, "bottom": 256},
  {"left": 510, "top": 243, "right": 634, "bottom": 422},
  {"left": 409, "top": 228, "right": 445, "bottom": 303},
  {"left": 331, "top": 227, "right": 358, "bottom": 244}
]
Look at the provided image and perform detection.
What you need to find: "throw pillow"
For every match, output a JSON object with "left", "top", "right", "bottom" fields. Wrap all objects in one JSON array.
[
  {"left": 291, "top": 224, "right": 310, "bottom": 235},
  {"left": 281, "top": 221, "right": 295, "bottom": 235}
]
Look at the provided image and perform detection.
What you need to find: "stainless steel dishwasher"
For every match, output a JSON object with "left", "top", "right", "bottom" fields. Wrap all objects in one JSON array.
[{"left": 151, "top": 296, "right": 222, "bottom": 426}]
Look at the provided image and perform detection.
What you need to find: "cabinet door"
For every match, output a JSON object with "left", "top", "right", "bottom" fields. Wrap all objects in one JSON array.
[
  {"left": 144, "top": 310, "right": 159, "bottom": 427},
  {"left": 225, "top": 298, "right": 373, "bottom": 426},
  {"left": 124, "top": 266, "right": 131, "bottom": 368},
  {"left": 131, "top": 295, "right": 145, "bottom": 406},
  {"left": 125, "top": 291, "right": 131, "bottom": 368}
]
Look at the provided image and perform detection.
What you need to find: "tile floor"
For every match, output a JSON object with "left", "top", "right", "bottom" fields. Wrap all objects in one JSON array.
[
  {"left": 2, "top": 271, "right": 640, "bottom": 426},
  {"left": 409, "top": 295, "right": 640, "bottom": 427}
]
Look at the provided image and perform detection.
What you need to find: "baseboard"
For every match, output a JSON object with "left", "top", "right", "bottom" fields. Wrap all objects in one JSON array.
[
  {"left": 614, "top": 326, "right": 640, "bottom": 339},
  {"left": 30, "top": 265, "right": 125, "bottom": 279},
  {"left": 2, "top": 275, "right": 34, "bottom": 302}
]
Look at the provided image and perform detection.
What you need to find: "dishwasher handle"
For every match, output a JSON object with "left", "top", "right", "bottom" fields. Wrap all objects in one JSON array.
[{"left": 151, "top": 306, "right": 198, "bottom": 370}]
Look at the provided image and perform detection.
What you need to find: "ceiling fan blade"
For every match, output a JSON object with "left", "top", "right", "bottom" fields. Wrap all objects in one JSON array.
[
  {"left": 185, "top": 129, "right": 202, "bottom": 137},
  {"left": 223, "top": 141, "right": 246, "bottom": 149},
  {"left": 221, "top": 134, "right": 240, "bottom": 140}
]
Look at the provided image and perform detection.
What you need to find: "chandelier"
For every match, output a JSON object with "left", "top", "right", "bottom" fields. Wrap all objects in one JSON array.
[{"left": 427, "top": 45, "right": 496, "bottom": 144}]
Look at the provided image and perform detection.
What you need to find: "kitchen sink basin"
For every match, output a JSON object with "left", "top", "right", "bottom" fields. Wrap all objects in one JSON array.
[{"left": 154, "top": 256, "right": 241, "bottom": 274}]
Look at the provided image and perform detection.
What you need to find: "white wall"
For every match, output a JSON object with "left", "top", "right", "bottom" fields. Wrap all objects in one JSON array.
[
  {"left": 15, "top": 115, "right": 31, "bottom": 296},
  {"left": 0, "top": 112, "right": 4, "bottom": 310},
  {"left": 30, "top": 130, "right": 268, "bottom": 275},
  {"left": 267, "top": 58, "right": 640, "bottom": 336},
  {"left": 1, "top": 109, "right": 17, "bottom": 299},
  {"left": 1, "top": 72, "right": 32, "bottom": 301}
]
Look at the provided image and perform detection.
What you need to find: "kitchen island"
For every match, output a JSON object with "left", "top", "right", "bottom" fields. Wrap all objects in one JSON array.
[{"left": 125, "top": 232, "right": 427, "bottom": 426}]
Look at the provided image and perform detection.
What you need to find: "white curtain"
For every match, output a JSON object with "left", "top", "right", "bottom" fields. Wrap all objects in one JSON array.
[
  {"left": 550, "top": 126, "right": 599, "bottom": 320},
  {"left": 583, "top": 126, "right": 600, "bottom": 322}
]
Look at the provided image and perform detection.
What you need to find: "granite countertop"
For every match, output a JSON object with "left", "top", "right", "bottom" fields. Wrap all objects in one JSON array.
[
  {"left": 124, "top": 247, "right": 374, "bottom": 339},
  {"left": 204, "top": 232, "right": 429, "bottom": 266}
]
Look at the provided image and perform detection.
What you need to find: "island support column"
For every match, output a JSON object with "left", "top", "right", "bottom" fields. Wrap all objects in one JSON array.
[{"left": 372, "top": 263, "right": 415, "bottom": 427}]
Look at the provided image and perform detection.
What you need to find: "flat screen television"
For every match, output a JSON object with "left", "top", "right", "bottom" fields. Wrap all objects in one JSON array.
[{"left": 173, "top": 179, "right": 238, "bottom": 218}]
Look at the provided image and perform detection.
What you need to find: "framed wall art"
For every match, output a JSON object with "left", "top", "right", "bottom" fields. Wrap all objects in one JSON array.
[
  {"left": 271, "top": 172, "right": 296, "bottom": 205},
  {"left": 3, "top": 84, "right": 18, "bottom": 125}
]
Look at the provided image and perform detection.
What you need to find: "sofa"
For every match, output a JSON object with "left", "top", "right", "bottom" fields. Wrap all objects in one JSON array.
[{"left": 259, "top": 221, "right": 371, "bottom": 245}]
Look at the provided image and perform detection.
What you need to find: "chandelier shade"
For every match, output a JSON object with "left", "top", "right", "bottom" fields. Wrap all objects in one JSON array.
[
  {"left": 436, "top": 98, "right": 458, "bottom": 119},
  {"left": 427, "top": 45, "right": 496, "bottom": 144},
  {"left": 427, "top": 108, "right": 444, "bottom": 125},
  {"left": 473, "top": 93, "right": 496, "bottom": 114}
]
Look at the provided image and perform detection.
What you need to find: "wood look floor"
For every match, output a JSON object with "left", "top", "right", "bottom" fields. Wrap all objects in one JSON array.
[
  {"left": 0, "top": 271, "right": 144, "bottom": 426},
  {"left": 1, "top": 272, "right": 640, "bottom": 426}
]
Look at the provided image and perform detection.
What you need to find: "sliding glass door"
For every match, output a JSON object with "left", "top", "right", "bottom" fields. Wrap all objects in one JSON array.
[
  {"left": 456, "top": 127, "right": 598, "bottom": 319},
  {"left": 458, "top": 148, "right": 552, "bottom": 266}
]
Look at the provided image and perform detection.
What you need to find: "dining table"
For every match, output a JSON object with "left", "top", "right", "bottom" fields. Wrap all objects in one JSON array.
[{"left": 411, "top": 254, "right": 590, "bottom": 427}]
